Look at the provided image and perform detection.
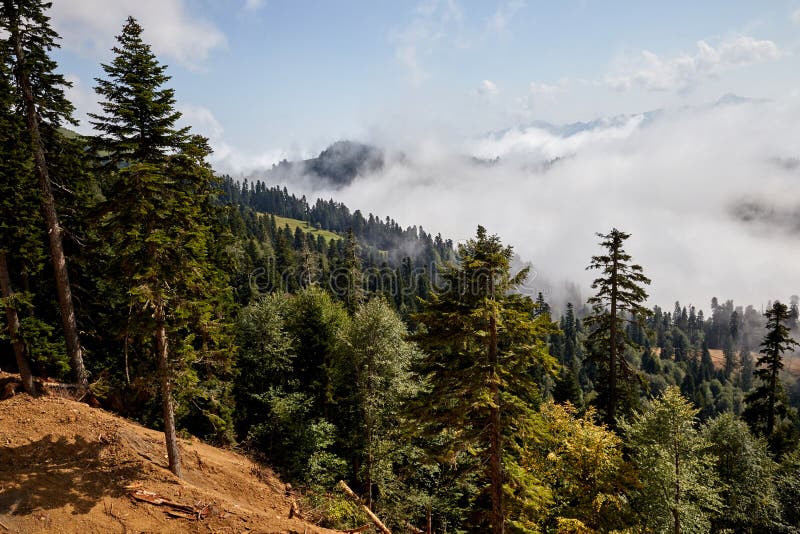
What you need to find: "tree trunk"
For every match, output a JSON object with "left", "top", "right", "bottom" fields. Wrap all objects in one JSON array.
[
  {"left": 426, "top": 505, "right": 432, "bottom": 534},
  {"left": 767, "top": 361, "right": 777, "bottom": 437},
  {"left": 0, "top": 252, "right": 36, "bottom": 395},
  {"left": 155, "top": 305, "right": 182, "bottom": 478},
  {"left": 608, "top": 245, "right": 618, "bottom": 425},
  {"left": 673, "top": 448, "right": 681, "bottom": 534},
  {"left": 9, "top": 15, "right": 87, "bottom": 388},
  {"left": 488, "top": 274, "right": 504, "bottom": 534}
]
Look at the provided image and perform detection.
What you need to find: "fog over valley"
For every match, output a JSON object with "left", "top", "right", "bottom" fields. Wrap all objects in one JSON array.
[{"left": 233, "top": 96, "right": 800, "bottom": 309}]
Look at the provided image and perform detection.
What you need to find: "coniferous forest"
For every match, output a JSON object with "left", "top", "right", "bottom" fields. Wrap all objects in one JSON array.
[{"left": 1, "top": 3, "right": 800, "bottom": 533}]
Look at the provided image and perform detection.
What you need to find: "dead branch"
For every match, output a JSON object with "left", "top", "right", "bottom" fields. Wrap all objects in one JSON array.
[
  {"left": 337, "top": 480, "right": 392, "bottom": 534},
  {"left": 129, "top": 489, "right": 209, "bottom": 520}
]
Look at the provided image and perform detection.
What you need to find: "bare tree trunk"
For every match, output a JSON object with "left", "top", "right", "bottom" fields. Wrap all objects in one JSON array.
[
  {"left": 488, "top": 274, "right": 504, "bottom": 534},
  {"left": 426, "top": 504, "right": 432, "bottom": 534},
  {"left": 0, "top": 252, "right": 36, "bottom": 395},
  {"left": 9, "top": 14, "right": 87, "bottom": 388},
  {"left": 155, "top": 304, "right": 182, "bottom": 478}
]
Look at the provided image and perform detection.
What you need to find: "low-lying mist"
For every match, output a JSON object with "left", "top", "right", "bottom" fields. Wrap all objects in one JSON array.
[{"left": 246, "top": 97, "right": 800, "bottom": 310}]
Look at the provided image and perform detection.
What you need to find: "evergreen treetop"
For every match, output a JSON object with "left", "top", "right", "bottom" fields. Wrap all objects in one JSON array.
[{"left": 90, "top": 16, "right": 189, "bottom": 167}]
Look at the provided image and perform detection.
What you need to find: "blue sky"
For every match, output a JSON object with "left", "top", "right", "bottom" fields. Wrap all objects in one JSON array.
[{"left": 50, "top": 1, "right": 800, "bottom": 171}]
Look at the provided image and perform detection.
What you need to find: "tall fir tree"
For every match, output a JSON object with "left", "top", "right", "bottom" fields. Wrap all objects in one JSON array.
[
  {"left": 91, "top": 17, "right": 233, "bottom": 477},
  {"left": 585, "top": 228, "right": 651, "bottom": 425},
  {"left": 1, "top": 0, "right": 87, "bottom": 386},
  {"left": 412, "top": 226, "right": 555, "bottom": 533},
  {"left": 743, "top": 301, "right": 799, "bottom": 445},
  {"left": 89, "top": 16, "right": 188, "bottom": 167}
]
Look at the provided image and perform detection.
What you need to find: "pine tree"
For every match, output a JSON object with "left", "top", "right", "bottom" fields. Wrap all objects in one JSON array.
[
  {"left": 585, "top": 228, "right": 651, "bottom": 425},
  {"left": 1, "top": 0, "right": 87, "bottom": 386},
  {"left": 412, "top": 226, "right": 555, "bottom": 533},
  {"left": 89, "top": 16, "right": 188, "bottom": 167},
  {"left": 743, "top": 301, "right": 799, "bottom": 441},
  {"left": 91, "top": 17, "right": 233, "bottom": 477}
]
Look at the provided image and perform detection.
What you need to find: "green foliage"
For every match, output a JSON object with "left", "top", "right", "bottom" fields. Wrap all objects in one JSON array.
[
  {"left": 621, "top": 386, "right": 721, "bottom": 533},
  {"left": 775, "top": 448, "right": 800, "bottom": 528},
  {"left": 411, "top": 225, "right": 556, "bottom": 531},
  {"left": 533, "top": 402, "right": 636, "bottom": 532},
  {"left": 235, "top": 289, "right": 349, "bottom": 486},
  {"left": 703, "top": 412, "right": 781, "bottom": 532},
  {"left": 301, "top": 491, "right": 369, "bottom": 530},
  {"left": 340, "top": 297, "right": 420, "bottom": 509}
]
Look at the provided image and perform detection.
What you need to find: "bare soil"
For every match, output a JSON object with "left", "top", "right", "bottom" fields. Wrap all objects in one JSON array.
[{"left": 0, "top": 373, "right": 340, "bottom": 534}]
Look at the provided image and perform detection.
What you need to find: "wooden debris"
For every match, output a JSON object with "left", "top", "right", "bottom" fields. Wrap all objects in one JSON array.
[
  {"left": 289, "top": 497, "right": 303, "bottom": 519},
  {"left": 129, "top": 488, "right": 209, "bottom": 520},
  {"left": 402, "top": 520, "right": 424, "bottom": 534},
  {"left": 337, "top": 480, "right": 392, "bottom": 534}
]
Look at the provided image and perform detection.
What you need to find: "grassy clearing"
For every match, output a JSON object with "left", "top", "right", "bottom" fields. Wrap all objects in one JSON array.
[{"left": 266, "top": 213, "right": 342, "bottom": 242}]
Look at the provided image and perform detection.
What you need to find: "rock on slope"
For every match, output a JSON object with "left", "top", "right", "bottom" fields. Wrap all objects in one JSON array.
[{"left": 0, "top": 376, "right": 339, "bottom": 534}]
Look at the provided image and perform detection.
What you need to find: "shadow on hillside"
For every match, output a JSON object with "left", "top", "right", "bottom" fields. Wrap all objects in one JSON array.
[{"left": 0, "top": 434, "right": 142, "bottom": 515}]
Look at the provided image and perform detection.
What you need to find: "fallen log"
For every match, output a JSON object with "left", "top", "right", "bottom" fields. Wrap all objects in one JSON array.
[{"left": 337, "top": 480, "right": 392, "bottom": 534}]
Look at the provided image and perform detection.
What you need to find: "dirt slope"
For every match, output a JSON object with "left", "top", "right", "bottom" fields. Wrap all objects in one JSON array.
[{"left": 0, "top": 376, "right": 340, "bottom": 534}]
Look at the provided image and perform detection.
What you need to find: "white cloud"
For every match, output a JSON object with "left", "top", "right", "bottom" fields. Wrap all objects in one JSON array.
[
  {"left": 179, "top": 103, "right": 225, "bottom": 140},
  {"left": 49, "top": 0, "right": 226, "bottom": 69},
  {"left": 476, "top": 79, "right": 500, "bottom": 96},
  {"left": 283, "top": 98, "right": 800, "bottom": 309},
  {"left": 487, "top": 0, "right": 525, "bottom": 34},
  {"left": 606, "top": 36, "right": 781, "bottom": 92},
  {"left": 792, "top": 8, "right": 800, "bottom": 25},
  {"left": 391, "top": 0, "right": 463, "bottom": 85}
]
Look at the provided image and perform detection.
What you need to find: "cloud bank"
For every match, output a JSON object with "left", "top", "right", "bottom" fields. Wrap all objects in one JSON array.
[{"left": 263, "top": 98, "right": 800, "bottom": 310}]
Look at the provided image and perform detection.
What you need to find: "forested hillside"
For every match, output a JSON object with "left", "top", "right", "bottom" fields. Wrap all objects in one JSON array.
[{"left": 1, "top": 3, "right": 799, "bottom": 533}]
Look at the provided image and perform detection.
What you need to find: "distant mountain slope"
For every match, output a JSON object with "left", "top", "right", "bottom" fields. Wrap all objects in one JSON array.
[{"left": 266, "top": 140, "right": 384, "bottom": 189}]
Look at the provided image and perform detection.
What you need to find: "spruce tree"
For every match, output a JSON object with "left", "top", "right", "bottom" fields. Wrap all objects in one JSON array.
[
  {"left": 1, "top": 0, "right": 87, "bottom": 386},
  {"left": 92, "top": 17, "right": 233, "bottom": 477},
  {"left": 412, "top": 226, "right": 555, "bottom": 533},
  {"left": 743, "top": 301, "right": 799, "bottom": 442},
  {"left": 585, "top": 228, "right": 651, "bottom": 425},
  {"left": 89, "top": 16, "right": 188, "bottom": 167}
]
